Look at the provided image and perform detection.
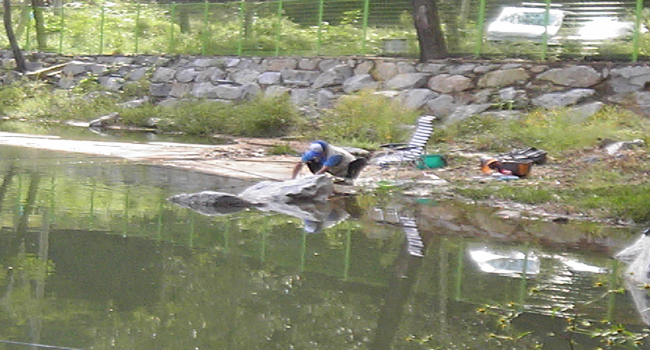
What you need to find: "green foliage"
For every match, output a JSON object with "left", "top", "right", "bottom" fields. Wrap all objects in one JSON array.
[
  {"left": 267, "top": 143, "right": 296, "bottom": 156},
  {"left": 0, "top": 78, "right": 300, "bottom": 138},
  {"left": 233, "top": 95, "right": 299, "bottom": 138},
  {"left": 0, "top": 81, "right": 118, "bottom": 122},
  {"left": 440, "top": 105, "right": 650, "bottom": 224},
  {"left": 439, "top": 105, "right": 650, "bottom": 154},
  {"left": 117, "top": 103, "right": 161, "bottom": 126},
  {"left": 3, "top": 2, "right": 417, "bottom": 57},
  {"left": 505, "top": 106, "right": 649, "bottom": 152},
  {"left": 121, "top": 95, "right": 300, "bottom": 138},
  {"left": 317, "top": 90, "right": 418, "bottom": 148},
  {"left": 71, "top": 74, "right": 104, "bottom": 94},
  {"left": 155, "top": 100, "right": 234, "bottom": 136},
  {"left": 0, "top": 80, "right": 39, "bottom": 115},
  {"left": 122, "top": 79, "right": 151, "bottom": 98},
  {"left": 6, "top": 1, "right": 650, "bottom": 59}
]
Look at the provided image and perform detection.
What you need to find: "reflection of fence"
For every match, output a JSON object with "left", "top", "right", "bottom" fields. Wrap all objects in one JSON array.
[{"left": 2, "top": 0, "right": 647, "bottom": 61}]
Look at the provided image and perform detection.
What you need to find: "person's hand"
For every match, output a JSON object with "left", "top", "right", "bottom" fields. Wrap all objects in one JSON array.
[{"left": 500, "top": 169, "right": 513, "bottom": 175}]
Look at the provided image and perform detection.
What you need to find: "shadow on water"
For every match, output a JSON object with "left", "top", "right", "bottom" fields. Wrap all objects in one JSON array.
[{"left": 0, "top": 145, "right": 647, "bottom": 349}]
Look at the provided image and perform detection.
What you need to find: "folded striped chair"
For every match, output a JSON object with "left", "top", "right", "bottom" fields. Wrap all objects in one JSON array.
[{"left": 372, "top": 115, "right": 436, "bottom": 169}]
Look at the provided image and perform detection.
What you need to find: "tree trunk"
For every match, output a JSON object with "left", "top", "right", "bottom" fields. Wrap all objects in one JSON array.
[
  {"left": 4, "top": 0, "right": 27, "bottom": 72},
  {"left": 32, "top": 0, "right": 47, "bottom": 50},
  {"left": 411, "top": 0, "right": 447, "bottom": 62}
]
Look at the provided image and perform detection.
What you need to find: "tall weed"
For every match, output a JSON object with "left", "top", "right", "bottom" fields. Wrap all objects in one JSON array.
[
  {"left": 156, "top": 100, "right": 234, "bottom": 136},
  {"left": 318, "top": 90, "right": 418, "bottom": 147},
  {"left": 233, "top": 95, "right": 299, "bottom": 137},
  {"left": 438, "top": 105, "right": 650, "bottom": 154},
  {"left": 507, "top": 106, "right": 650, "bottom": 152}
]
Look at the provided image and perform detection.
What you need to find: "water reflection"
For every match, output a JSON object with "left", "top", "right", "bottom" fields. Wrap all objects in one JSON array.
[
  {"left": 616, "top": 229, "right": 650, "bottom": 326},
  {"left": 469, "top": 246, "right": 541, "bottom": 276},
  {"left": 0, "top": 145, "right": 647, "bottom": 349}
]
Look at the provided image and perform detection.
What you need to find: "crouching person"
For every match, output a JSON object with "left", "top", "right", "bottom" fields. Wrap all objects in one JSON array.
[{"left": 291, "top": 140, "right": 367, "bottom": 185}]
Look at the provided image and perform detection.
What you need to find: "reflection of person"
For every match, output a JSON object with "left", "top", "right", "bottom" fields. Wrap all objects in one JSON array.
[
  {"left": 292, "top": 141, "right": 367, "bottom": 184},
  {"left": 480, "top": 157, "right": 512, "bottom": 175},
  {"left": 303, "top": 200, "right": 350, "bottom": 233}
]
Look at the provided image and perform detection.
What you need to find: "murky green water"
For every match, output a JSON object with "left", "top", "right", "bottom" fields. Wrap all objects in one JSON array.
[{"left": 0, "top": 145, "right": 647, "bottom": 350}]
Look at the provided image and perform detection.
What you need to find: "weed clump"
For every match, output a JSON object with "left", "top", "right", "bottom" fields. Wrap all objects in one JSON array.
[{"left": 316, "top": 90, "right": 419, "bottom": 148}]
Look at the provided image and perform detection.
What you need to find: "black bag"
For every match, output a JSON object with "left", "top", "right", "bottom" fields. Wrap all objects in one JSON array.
[{"left": 498, "top": 147, "right": 547, "bottom": 165}]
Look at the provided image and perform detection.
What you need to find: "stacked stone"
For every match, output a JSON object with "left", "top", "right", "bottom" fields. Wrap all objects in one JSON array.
[{"left": 4, "top": 50, "right": 650, "bottom": 120}]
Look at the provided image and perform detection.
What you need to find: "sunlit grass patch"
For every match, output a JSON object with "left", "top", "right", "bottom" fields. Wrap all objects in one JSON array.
[
  {"left": 317, "top": 90, "right": 419, "bottom": 147},
  {"left": 267, "top": 143, "right": 297, "bottom": 156},
  {"left": 566, "top": 184, "right": 650, "bottom": 223},
  {"left": 438, "top": 106, "right": 650, "bottom": 155}
]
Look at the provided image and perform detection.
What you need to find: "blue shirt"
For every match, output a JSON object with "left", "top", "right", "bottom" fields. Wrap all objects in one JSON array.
[{"left": 301, "top": 141, "right": 343, "bottom": 167}]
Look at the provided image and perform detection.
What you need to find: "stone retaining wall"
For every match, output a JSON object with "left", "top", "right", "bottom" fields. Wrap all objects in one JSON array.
[{"left": 9, "top": 52, "right": 650, "bottom": 121}]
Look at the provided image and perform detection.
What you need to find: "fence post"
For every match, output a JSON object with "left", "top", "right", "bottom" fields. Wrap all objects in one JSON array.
[
  {"left": 58, "top": 5, "right": 64, "bottom": 54},
  {"left": 317, "top": 0, "right": 324, "bottom": 55},
  {"left": 169, "top": 2, "right": 176, "bottom": 53},
  {"left": 632, "top": 0, "right": 643, "bottom": 62},
  {"left": 135, "top": 2, "right": 141, "bottom": 54},
  {"left": 361, "top": 0, "right": 370, "bottom": 55},
  {"left": 238, "top": 0, "right": 245, "bottom": 56},
  {"left": 202, "top": 0, "right": 209, "bottom": 55},
  {"left": 541, "top": 0, "right": 551, "bottom": 61},
  {"left": 474, "top": 0, "right": 486, "bottom": 57},
  {"left": 275, "top": 0, "right": 283, "bottom": 56},
  {"left": 99, "top": 5, "right": 105, "bottom": 55}
]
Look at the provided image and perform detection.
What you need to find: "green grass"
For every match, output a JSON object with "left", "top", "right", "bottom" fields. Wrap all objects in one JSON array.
[
  {"left": 267, "top": 143, "right": 297, "bottom": 156},
  {"left": 437, "top": 104, "right": 650, "bottom": 224},
  {"left": 437, "top": 105, "right": 650, "bottom": 155},
  {"left": 316, "top": 90, "right": 420, "bottom": 148}
]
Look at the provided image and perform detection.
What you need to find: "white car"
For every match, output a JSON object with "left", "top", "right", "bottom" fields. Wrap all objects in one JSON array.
[
  {"left": 570, "top": 17, "right": 647, "bottom": 41},
  {"left": 487, "top": 7, "right": 567, "bottom": 44}
]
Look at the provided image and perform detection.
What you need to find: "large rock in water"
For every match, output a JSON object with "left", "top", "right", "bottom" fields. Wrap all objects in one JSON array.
[
  {"left": 167, "top": 191, "right": 261, "bottom": 216},
  {"left": 168, "top": 175, "right": 334, "bottom": 217},
  {"left": 239, "top": 175, "right": 333, "bottom": 203}
]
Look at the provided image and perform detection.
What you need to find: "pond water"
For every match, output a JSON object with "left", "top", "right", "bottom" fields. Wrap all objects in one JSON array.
[{"left": 0, "top": 145, "right": 647, "bottom": 350}]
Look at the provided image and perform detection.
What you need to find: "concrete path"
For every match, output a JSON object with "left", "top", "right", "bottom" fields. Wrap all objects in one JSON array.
[{"left": 0, "top": 131, "right": 297, "bottom": 181}]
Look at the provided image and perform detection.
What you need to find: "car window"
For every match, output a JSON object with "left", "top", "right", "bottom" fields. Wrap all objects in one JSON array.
[{"left": 501, "top": 12, "right": 562, "bottom": 26}]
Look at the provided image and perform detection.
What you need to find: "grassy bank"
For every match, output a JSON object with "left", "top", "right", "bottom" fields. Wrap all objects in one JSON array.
[
  {"left": 435, "top": 107, "right": 650, "bottom": 224},
  {"left": 1, "top": 79, "right": 649, "bottom": 224}
]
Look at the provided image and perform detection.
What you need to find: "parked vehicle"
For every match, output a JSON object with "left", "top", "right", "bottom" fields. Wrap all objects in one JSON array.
[
  {"left": 486, "top": 7, "right": 567, "bottom": 44},
  {"left": 487, "top": 6, "right": 645, "bottom": 45},
  {"left": 569, "top": 17, "right": 646, "bottom": 42}
]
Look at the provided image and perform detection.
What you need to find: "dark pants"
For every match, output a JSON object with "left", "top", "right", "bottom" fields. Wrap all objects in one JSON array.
[{"left": 307, "top": 158, "right": 367, "bottom": 179}]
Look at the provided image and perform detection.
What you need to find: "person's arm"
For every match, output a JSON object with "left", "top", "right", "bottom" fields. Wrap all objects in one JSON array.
[
  {"left": 314, "top": 165, "right": 330, "bottom": 175},
  {"left": 292, "top": 162, "right": 304, "bottom": 179},
  {"left": 317, "top": 155, "right": 340, "bottom": 176}
]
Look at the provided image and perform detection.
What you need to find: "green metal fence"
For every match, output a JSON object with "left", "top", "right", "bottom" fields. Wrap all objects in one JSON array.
[{"left": 1, "top": 0, "right": 648, "bottom": 61}]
